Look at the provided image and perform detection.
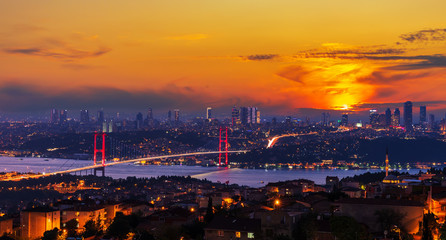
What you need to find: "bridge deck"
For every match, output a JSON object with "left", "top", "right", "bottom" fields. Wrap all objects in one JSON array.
[{"left": 5, "top": 150, "right": 247, "bottom": 181}]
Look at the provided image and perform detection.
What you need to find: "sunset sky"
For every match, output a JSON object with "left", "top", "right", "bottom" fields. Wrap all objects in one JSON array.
[{"left": 1, "top": 0, "right": 446, "bottom": 118}]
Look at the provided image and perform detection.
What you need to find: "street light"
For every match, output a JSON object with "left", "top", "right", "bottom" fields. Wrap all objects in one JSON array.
[{"left": 274, "top": 199, "right": 280, "bottom": 209}]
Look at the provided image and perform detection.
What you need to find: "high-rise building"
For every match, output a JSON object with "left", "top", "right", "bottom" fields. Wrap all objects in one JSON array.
[
  {"left": 392, "top": 108, "right": 401, "bottom": 126},
  {"left": 385, "top": 108, "right": 391, "bottom": 127},
  {"left": 80, "top": 110, "right": 89, "bottom": 124},
  {"left": 369, "top": 109, "right": 379, "bottom": 127},
  {"left": 174, "top": 109, "right": 180, "bottom": 122},
  {"left": 167, "top": 110, "right": 172, "bottom": 122},
  {"left": 247, "top": 107, "right": 258, "bottom": 124},
  {"left": 322, "top": 112, "right": 330, "bottom": 126},
  {"left": 231, "top": 106, "right": 239, "bottom": 126},
  {"left": 206, "top": 107, "right": 212, "bottom": 120},
  {"left": 147, "top": 108, "right": 153, "bottom": 120},
  {"left": 341, "top": 114, "right": 348, "bottom": 126},
  {"left": 385, "top": 148, "right": 389, "bottom": 177},
  {"left": 429, "top": 114, "right": 435, "bottom": 130},
  {"left": 240, "top": 107, "right": 248, "bottom": 125},
  {"left": 50, "top": 109, "right": 59, "bottom": 124},
  {"left": 97, "top": 110, "right": 104, "bottom": 124},
  {"left": 136, "top": 112, "right": 143, "bottom": 129},
  {"left": 420, "top": 106, "right": 427, "bottom": 123},
  {"left": 256, "top": 110, "right": 261, "bottom": 124},
  {"left": 404, "top": 101, "right": 413, "bottom": 131},
  {"left": 59, "top": 109, "right": 67, "bottom": 124}
]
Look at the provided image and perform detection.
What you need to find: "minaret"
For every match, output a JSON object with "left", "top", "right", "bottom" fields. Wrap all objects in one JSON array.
[{"left": 385, "top": 147, "right": 389, "bottom": 177}]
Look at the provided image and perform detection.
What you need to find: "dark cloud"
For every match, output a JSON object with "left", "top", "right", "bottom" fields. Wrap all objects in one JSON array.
[
  {"left": 0, "top": 82, "right": 298, "bottom": 115},
  {"left": 3, "top": 46, "right": 111, "bottom": 60},
  {"left": 0, "top": 83, "right": 206, "bottom": 112},
  {"left": 357, "top": 71, "right": 431, "bottom": 84},
  {"left": 372, "top": 88, "right": 398, "bottom": 99},
  {"left": 296, "top": 45, "right": 446, "bottom": 70},
  {"left": 297, "top": 47, "right": 406, "bottom": 59},
  {"left": 383, "top": 55, "right": 446, "bottom": 70},
  {"left": 5, "top": 48, "right": 41, "bottom": 54},
  {"left": 399, "top": 28, "right": 446, "bottom": 43},
  {"left": 275, "top": 65, "right": 312, "bottom": 83},
  {"left": 243, "top": 54, "right": 278, "bottom": 61}
]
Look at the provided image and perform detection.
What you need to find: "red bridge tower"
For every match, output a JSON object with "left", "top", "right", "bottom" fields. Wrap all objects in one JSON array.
[
  {"left": 93, "top": 132, "right": 106, "bottom": 176},
  {"left": 219, "top": 127, "right": 229, "bottom": 165}
]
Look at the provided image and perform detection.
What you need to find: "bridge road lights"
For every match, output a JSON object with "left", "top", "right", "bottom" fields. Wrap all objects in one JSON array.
[
  {"left": 219, "top": 127, "right": 229, "bottom": 166},
  {"left": 93, "top": 132, "right": 106, "bottom": 177}
]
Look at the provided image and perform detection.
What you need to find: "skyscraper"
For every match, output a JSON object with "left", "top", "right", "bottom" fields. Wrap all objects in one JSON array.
[
  {"left": 404, "top": 101, "right": 413, "bottom": 131},
  {"left": 231, "top": 106, "right": 240, "bottom": 126},
  {"left": 322, "top": 112, "right": 330, "bottom": 126},
  {"left": 247, "top": 107, "right": 258, "bottom": 124},
  {"left": 420, "top": 106, "right": 427, "bottom": 123},
  {"left": 240, "top": 107, "right": 248, "bottom": 125},
  {"left": 206, "top": 107, "right": 212, "bottom": 120},
  {"left": 168, "top": 110, "right": 172, "bottom": 122},
  {"left": 256, "top": 110, "right": 261, "bottom": 124},
  {"left": 147, "top": 108, "right": 153, "bottom": 120},
  {"left": 369, "top": 109, "right": 379, "bottom": 127},
  {"left": 80, "top": 110, "right": 89, "bottom": 124},
  {"left": 429, "top": 114, "right": 435, "bottom": 130},
  {"left": 341, "top": 114, "right": 348, "bottom": 126},
  {"left": 385, "top": 108, "right": 391, "bottom": 127},
  {"left": 59, "top": 109, "right": 67, "bottom": 124},
  {"left": 392, "top": 108, "right": 400, "bottom": 126},
  {"left": 50, "top": 109, "right": 59, "bottom": 124},
  {"left": 174, "top": 109, "right": 180, "bottom": 122},
  {"left": 136, "top": 112, "right": 143, "bottom": 129},
  {"left": 97, "top": 110, "right": 104, "bottom": 124}
]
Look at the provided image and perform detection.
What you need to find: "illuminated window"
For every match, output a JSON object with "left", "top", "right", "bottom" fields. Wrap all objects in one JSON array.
[
  {"left": 235, "top": 232, "right": 241, "bottom": 238},
  {"left": 248, "top": 232, "right": 255, "bottom": 238},
  {"left": 218, "top": 230, "right": 224, "bottom": 237}
]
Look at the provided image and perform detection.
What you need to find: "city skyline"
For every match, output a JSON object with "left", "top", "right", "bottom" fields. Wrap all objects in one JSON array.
[{"left": 0, "top": 1, "right": 446, "bottom": 114}]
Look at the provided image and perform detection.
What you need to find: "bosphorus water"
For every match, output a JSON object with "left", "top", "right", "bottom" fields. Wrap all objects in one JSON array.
[{"left": 0, "top": 157, "right": 426, "bottom": 187}]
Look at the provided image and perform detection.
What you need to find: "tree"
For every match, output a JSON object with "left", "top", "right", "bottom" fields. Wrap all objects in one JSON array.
[
  {"left": 421, "top": 213, "right": 439, "bottom": 240},
  {"left": 107, "top": 214, "right": 131, "bottom": 240},
  {"left": 64, "top": 219, "right": 78, "bottom": 237},
  {"left": 439, "top": 223, "right": 446, "bottom": 240},
  {"left": 41, "top": 228, "right": 59, "bottom": 240},
  {"left": 204, "top": 197, "right": 214, "bottom": 223},
  {"left": 181, "top": 220, "right": 205, "bottom": 240},
  {"left": 330, "top": 216, "right": 370, "bottom": 240},
  {"left": 292, "top": 213, "right": 317, "bottom": 240},
  {"left": 375, "top": 209, "right": 405, "bottom": 237},
  {"left": 83, "top": 219, "right": 102, "bottom": 238},
  {"left": 134, "top": 230, "right": 155, "bottom": 240}
]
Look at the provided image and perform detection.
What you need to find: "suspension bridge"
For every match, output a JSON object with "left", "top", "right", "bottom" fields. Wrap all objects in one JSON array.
[
  {"left": 3, "top": 127, "right": 342, "bottom": 181},
  {"left": 4, "top": 127, "right": 246, "bottom": 181}
]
